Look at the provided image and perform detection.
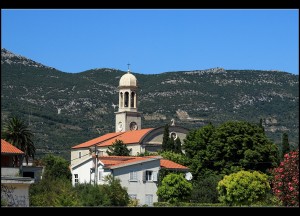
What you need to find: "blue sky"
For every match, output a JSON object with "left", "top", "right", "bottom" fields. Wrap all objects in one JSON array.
[{"left": 2, "top": 9, "right": 299, "bottom": 74}]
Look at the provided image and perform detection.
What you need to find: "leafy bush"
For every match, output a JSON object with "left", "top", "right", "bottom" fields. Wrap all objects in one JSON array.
[
  {"left": 217, "top": 170, "right": 271, "bottom": 206},
  {"left": 157, "top": 173, "right": 192, "bottom": 204}
]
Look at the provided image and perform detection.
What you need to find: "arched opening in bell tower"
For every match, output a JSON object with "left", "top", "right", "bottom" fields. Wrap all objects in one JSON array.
[
  {"left": 131, "top": 92, "right": 135, "bottom": 108},
  {"left": 120, "top": 92, "right": 123, "bottom": 108},
  {"left": 124, "top": 92, "right": 129, "bottom": 107}
]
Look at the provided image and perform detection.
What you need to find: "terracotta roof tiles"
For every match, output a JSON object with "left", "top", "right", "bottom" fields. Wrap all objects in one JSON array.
[
  {"left": 160, "top": 159, "right": 189, "bottom": 170},
  {"left": 1, "top": 139, "right": 24, "bottom": 154},
  {"left": 99, "top": 128, "right": 154, "bottom": 147},
  {"left": 72, "top": 132, "right": 124, "bottom": 149}
]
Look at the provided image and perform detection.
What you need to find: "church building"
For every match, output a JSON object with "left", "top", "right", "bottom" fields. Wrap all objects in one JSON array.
[{"left": 71, "top": 68, "right": 189, "bottom": 166}]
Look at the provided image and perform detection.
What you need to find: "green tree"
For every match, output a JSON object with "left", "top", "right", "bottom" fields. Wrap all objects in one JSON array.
[
  {"left": 191, "top": 174, "right": 223, "bottom": 203},
  {"left": 174, "top": 137, "right": 182, "bottom": 154},
  {"left": 281, "top": 132, "right": 290, "bottom": 159},
  {"left": 42, "top": 154, "right": 71, "bottom": 180},
  {"left": 162, "top": 124, "right": 170, "bottom": 151},
  {"left": 106, "top": 139, "right": 130, "bottom": 156},
  {"left": 74, "top": 183, "right": 110, "bottom": 206},
  {"left": 102, "top": 175, "right": 130, "bottom": 206},
  {"left": 184, "top": 121, "right": 279, "bottom": 178},
  {"left": 30, "top": 178, "right": 80, "bottom": 206},
  {"left": 258, "top": 118, "right": 265, "bottom": 134},
  {"left": 2, "top": 116, "right": 36, "bottom": 164},
  {"left": 217, "top": 170, "right": 271, "bottom": 206},
  {"left": 157, "top": 173, "right": 192, "bottom": 204}
]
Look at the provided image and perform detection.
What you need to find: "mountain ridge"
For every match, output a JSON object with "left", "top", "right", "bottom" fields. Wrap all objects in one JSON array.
[{"left": 1, "top": 48, "right": 298, "bottom": 160}]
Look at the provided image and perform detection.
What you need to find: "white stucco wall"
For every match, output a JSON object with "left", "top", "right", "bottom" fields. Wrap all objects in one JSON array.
[
  {"left": 112, "top": 159, "right": 160, "bottom": 206},
  {"left": 71, "top": 149, "right": 91, "bottom": 166},
  {"left": 71, "top": 158, "right": 110, "bottom": 187},
  {"left": 1, "top": 180, "right": 33, "bottom": 207}
]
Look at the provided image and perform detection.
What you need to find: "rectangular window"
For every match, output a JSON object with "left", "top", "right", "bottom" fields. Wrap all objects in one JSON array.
[
  {"left": 145, "top": 194, "right": 153, "bottom": 206},
  {"left": 130, "top": 171, "right": 137, "bottom": 181},
  {"left": 74, "top": 174, "right": 79, "bottom": 184},
  {"left": 79, "top": 152, "right": 81, "bottom": 158},
  {"left": 146, "top": 171, "right": 153, "bottom": 181}
]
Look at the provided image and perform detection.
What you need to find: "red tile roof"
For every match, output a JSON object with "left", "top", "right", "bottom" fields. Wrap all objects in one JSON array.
[
  {"left": 99, "top": 128, "right": 154, "bottom": 147},
  {"left": 93, "top": 155, "right": 188, "bottom": 171},
  {"left": 160, "top": 159, "right": 189, "bottom": 170},
  {"left": 72, "top": 132, "right": 124, "bottom": 149},
  {"left": 72, "top": 128, "right": 154, "bottom": 149},
  {"left": 1, "top": 139, "right": 24, "bottom": 154},
  {"left": 98, "top": 156, "right": 157, "bottom": 168}
]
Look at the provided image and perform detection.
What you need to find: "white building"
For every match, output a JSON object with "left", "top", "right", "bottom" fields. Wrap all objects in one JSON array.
[
  {"left": 1, "top": 139, "right": 34, "bottom": 207},
  {"left": 71, "top": 155, "right": 188, "bottom": 206}
]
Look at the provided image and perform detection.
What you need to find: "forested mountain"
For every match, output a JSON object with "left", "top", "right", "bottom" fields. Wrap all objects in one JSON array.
[{"left": 1, "top": 48, "right": 298, "bottom": 159}]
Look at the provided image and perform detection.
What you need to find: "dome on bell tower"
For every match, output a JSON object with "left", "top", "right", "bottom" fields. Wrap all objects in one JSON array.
[{"left": 119, "top": 71, "right": 137, "bottom": 87}]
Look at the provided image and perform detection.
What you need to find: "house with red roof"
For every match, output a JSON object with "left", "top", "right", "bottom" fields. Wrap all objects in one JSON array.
[
  {"left": 71, "top": 155, "right": 189, "bottom": 206},
  {"left": 1, "top": 139, "right": 34, "bottom": 207}
]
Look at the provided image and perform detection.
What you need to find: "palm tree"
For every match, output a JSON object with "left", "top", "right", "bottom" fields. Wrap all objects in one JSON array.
[{"left": 2, "top": 116, "right": 36, "bottom": 164}]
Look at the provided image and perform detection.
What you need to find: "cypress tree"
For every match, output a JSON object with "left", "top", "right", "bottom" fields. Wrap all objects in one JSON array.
[
  {"left": 281, "top": 132, "right": 290, "bottom": 158},
  {"left": 162, "top": 124, "right": 170, "bottom": 152}
]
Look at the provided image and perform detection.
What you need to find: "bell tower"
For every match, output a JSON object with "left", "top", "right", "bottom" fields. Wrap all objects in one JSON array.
[{"left": 115, "top": 65, "right": 142, "bottom": 132}]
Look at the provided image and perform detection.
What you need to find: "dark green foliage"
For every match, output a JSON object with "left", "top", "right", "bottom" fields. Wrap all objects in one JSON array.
[
  {"left": 183, "top": 121, "right": 280, "bottom": 178},
  {"left": 190, "top": 174, "right": 223, "bottom": 203},
  {"left": 74, "top": 183, "right": 111, "bottom": 206},
  {"left": 259, "top": 118, "right": 265, "bottom": 133},
  {"left": 30, "top": 178, "right": 80, "bottom": 206},
  {"left": 174, "top": 137, "right": 182, "bottom": 154},
  {"left": 162, "top": 124, "right": 170, "bottom": 151},
  {"left": 42, "top": 154, "right": 71, "bottom": 180},
  {"left": 101, "top": 175, "right": 130, "bottom": 206},
  {"left": 106, "top": 139, "right": 130, "bottom": 156},
  {"left": 281, "top": 132, "right": 290, "bottom": 158},
  {"left": 2, "top": 116, "right": 36, "bottom": 164}
]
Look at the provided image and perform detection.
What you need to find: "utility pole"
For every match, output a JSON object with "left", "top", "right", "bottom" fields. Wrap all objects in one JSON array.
[{"left": 94, "top": 144, "right": 98, "bottom": 185}]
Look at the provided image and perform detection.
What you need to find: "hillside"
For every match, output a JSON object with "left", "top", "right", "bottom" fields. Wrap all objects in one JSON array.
[{"left": 1, "top": 48, "right": 299, "bottom": 160}]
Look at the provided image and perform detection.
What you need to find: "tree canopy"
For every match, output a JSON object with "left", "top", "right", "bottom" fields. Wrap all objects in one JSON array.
[
  {"left": 157, "top": 173, "right": 192, "bottom": 204},
  {"left": 106, "top": 139, "right": 130, "bottom": 156},
  {"left": 2, "top": 116, "right": 36, "bottom": 164},
  {"left": 42, "top": 154, "right": 71, "bottom": 180},
  {"left": 217, "top": 170, "right": 271, "bottom": 206},
  {"left": 183, "top": 121, "right": 279, "bottom": 178}
]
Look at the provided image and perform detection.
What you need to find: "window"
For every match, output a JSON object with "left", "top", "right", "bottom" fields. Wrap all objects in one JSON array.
[
  {"left": 130, "top": 171, "right": 137, "bottom": 181},
  {"left": 145, "top": 194, "right": 153, "bottom": 206},
  {"left": 74, "top": 174, "right": 79, "bottom": 185},
  {"left": 79, "top": 152, "right": 81, "bottom": 158},
  {"left": 130, "top": 92, "right": 135, "bottom": 107},
  {"left": 143, "top": 170, "right": 158, "bottom": 182},
  {"left": 146, "top": 171, "right": 153, "bottom": 181},
  {"left": 124, "top": 92, "right": 129, "bottom": 107}
]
